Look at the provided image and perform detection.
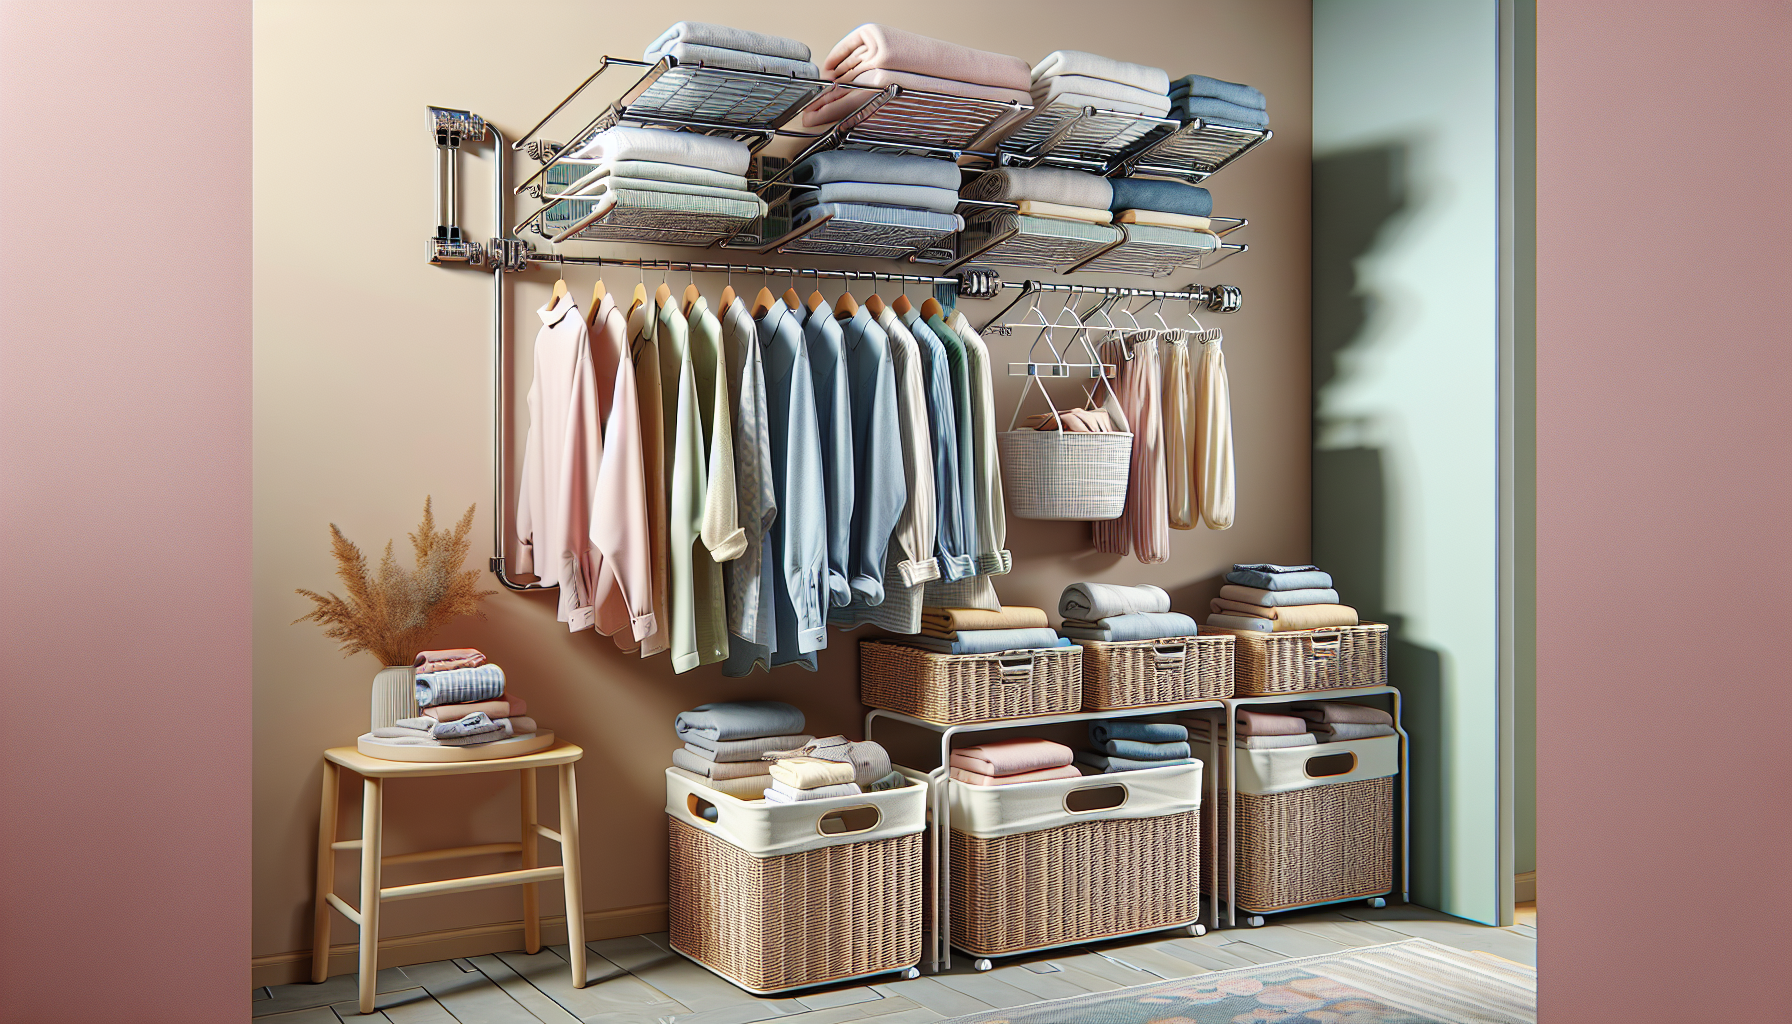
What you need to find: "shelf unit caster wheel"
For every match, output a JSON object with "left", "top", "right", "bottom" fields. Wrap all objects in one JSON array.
[
  {"left": 1185, "top": 924, "right": 1207, "bottom": 937},
  {"left": 1245, "top": 915, "right": 1266, "bottom": 928},
  {"left": 899, "top": 967, "right": 921, "bottom": 980},
  {"left": 1367, "top": 897, "right": 1387, "bottom": 909},
  {"left": 973, "top": 958, "right": 993, "bottom": 973}
]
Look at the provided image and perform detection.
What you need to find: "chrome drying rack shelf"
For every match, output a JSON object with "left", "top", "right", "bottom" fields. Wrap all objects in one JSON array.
[{"left": 990, "top": 104, "right": 1272, "bottom": 185}]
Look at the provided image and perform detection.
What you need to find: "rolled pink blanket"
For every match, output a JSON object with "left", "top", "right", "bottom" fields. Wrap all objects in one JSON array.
[
  {"left": 824, "top": 24, "right": 1030, "bottom": 92},
  {"left": 950, "top": 765, "right": 1082, "bottom": 786},
  {"left": 421, "top": 695, "right": 527, "bottom": 722},
  {"left": 1235, "top": 709, "right": 1310, "bottom": 735},
  {"left": 413, "top": 648, "right": 485, "bottom": 670},
  {"left": 949, "top": 737, "right": 1073, "bottom": 776},
  {"left": 801, "top": 68, "right": 1031, "bottom": 127}
]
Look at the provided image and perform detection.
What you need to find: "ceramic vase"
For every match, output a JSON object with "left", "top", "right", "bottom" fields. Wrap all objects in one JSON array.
[{"left": 371, "top": 664, "right": 418, "bottom": 731}]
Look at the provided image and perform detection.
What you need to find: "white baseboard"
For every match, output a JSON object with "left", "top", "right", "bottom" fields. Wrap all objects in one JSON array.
[
  {"left": 1514, "top": 870, "right": 1536, "bottom": 903},
  {"left": 251, "top": 902, "right": 667, "bottom": 989}
]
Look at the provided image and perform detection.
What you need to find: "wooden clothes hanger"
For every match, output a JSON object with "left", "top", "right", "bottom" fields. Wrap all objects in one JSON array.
[
  {"left": 752, "top": 286, "right": 775, "bottom": 319},
  {"left": 550, "top": 276, "right": 570, "bottom": 309},
  {"left": 834, "top": 288, "right": 858, "bottom": 318},
  {"left": 719, "top": 267, "right": 736, "bottom": 311},
  {"left": 682, "top": 279, "right": 701, "bottom": 316},
  {"left": 585, "top": 278, "right": 607, "bottom": 327},
  {"left": 864, "top": 274, "right": 886, "bottom": 318},
  {"left": 919, "top": 295, "right": 943, "bottom": 321}
]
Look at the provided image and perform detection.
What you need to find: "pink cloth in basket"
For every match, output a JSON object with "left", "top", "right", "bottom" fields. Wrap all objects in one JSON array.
[
  {"left": 949, "top": 737, "right": 1074, "bottom": 776},
  {"left": 1235, "top": 709, "right": 1310, "bottom": 735},
  {"left": 950, "top": 765, "right": 1082, "bottom": 786}
]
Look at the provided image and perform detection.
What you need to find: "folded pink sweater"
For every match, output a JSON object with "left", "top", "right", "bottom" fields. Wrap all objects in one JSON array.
[
  {"left": 949, "top": 738, "right": 1073, "bottom": 776},
  {"left": 950, "top": 765, "right": 1082, "bottom": 786},
  {"left": 824, "top": 24, "right": 1031, "bottom": 92},
  {"left": 414, "top": 648, "right": 486, "bottom": 671}
]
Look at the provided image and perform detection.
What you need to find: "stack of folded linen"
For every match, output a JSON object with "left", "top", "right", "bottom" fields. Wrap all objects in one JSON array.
[
  {"left": 765, "top": 757, "right": 861, "bottom": 803},
  {"left": 1291, "top": 702, "right": 1396, "bottom": 742},
  {"left": 643, "top": 22, "right": 819, "bottom": 78},
  {"left": 1184, "top": 708, "right": 1317, "bottom": 749},
  {"left": 1206, "top": 563, "right": 1360, "bottom": 632},
  {"left": 555, "top": 127, "right": 766, "bottom": 224},
  {"left": 803, "top": 24, "right": 1033, "bottom": 129},
  {"left": 900, "top": 603, "right": 1066, "bottom": 655},
  {"left": 1168, "top": 73, "right": 1269, "bottom": 129},
  {"left": 786, "top": 150, "right": 965, "bottom": 239},
  {"left": 1020, "top": 407, "right": 1119, "bottom": 432},
  {"left": 760, "top": 735, "right": 907, "bottom": 793},
  {"left": 961, "top": 167, "right": 1117, "bottom": 227},
  {"left": 1107, "top": 177, "right": 1216, "bottom": 230},
  {"left": 1030, "top": 50, "right": 1172, "bottom": 120},
  {"left": 1056, "top": 581, "right": 1201, "bottom": 642},
  {"left": 1076, "top": 719, "right": 1193, "bottom": 773},
  {"left": 949, "top": 738, "right": 1079, "bottom": 786},
  {"left": 670, "top": 700, "right": 813, "bottom": 799},
  {"left": 372, "top": 650, "right": 541, "bottom": 750}
]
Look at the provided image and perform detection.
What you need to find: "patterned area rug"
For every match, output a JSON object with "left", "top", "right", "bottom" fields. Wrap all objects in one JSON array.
[{"left": 939, "top": 938, "right": 1536, "bottom": 1024}]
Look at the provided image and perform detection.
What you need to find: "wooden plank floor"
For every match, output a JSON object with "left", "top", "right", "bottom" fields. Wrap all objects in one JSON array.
[{"left": 262, "top": 903, "right": 1537, "bottom": 1022}]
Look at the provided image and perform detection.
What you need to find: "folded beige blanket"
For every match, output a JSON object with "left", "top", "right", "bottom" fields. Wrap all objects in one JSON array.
[
  {"left": 961, "top": 166, "right": 1114, "bottom": 209},
  {"left": 669, "top": 765, "right": 770, "bottom": 799},
  {"left": 949, "top": 738, "right": 1074, "bottom": 776},
  {"left": 950, "top": 764, "right": 1082, "bottom": 786},
  {"left": 1031, "top": 51, "right": 1170, "bottom": 94},
  {"left": 802, "top": 68, "right": 1031, "bottom": 128},
  {"left": 1208, "top": 600, "right": 1360, "bottom": 630},
  {"left": 920, "top": 605, "right": 1050, "bottom": 633},
  {"left": 824, "top": 24, "right": 1031, "bottom": 92},
  {"left": 1024, "top": 408, "right": 1118, "bottom": 432},
  {"left": 672, "top": 746, "right": 774, "bottom": 780},
  {"left": 1117, "top": 209, "right": 1212, "bottom": 230},
  {"left": 422, "top": 695, "right": 527, "bottom": 722},
  {"left": 1016, "top": 199, "right": 1114, "bottom": 224},
  {"left": 768, "top": 756, "right": 857, "bottom": 789}
]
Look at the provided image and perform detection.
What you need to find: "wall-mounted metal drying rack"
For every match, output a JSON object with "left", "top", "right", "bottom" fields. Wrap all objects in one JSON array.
[{"left": 424, "top": 105, "right": 1243, "bottom": 591}]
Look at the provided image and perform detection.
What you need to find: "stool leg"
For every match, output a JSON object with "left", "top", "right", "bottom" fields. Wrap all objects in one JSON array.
[
  {"left": 311, "top": 760, "right": 340, "bottom": 983},
  {"left": 558, "top": 762, "right": 586, "bottom": 988},
  {"left": 520, "top": 767, "right": 541, "bottom": 954},
  {"left": 358, "top": 776, "right": 383, "bottom": 1015}
]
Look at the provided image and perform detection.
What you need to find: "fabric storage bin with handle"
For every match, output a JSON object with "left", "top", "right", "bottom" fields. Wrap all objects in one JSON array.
[
  {"left": 1200, "top": 735, "right": 1396, "bottom": 913},
  {"left": 665, "top": 768, "right": 928, "bottom": 994},
  {"left": 1225, "top": 622, "right": 1388, "bottom": 695},
  {"left": 996, "top": 324, "right": 1134, "bottom": 521},
  {"left": 859, "top": 639, "right": 1082, "bottom": 724},
  {"left": 949, "top": 761, "right": 1203, "bottom": 961},
  {"left": 1078, "top": 630, "right": 1235, "bottom": 709}
]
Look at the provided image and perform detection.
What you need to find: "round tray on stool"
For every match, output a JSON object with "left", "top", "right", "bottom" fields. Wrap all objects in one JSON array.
[{"left": 356, "top": 730, "right": 557, "bottom": 763}]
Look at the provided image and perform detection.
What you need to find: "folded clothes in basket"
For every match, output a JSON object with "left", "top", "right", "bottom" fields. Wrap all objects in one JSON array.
[
  {"left": 1292, "top": 703, "right": 1393, "bottom": 726},
  {"left": 961, "top": 167, "right": 1114, "bottom": 210},
  {"left": 1059, "top": 611, "right": 1201, "bottom": 642},
  {"left": 950, "top": 737, "right": 1074, "bottom": 776},
  {"left": 672, "top": 747, "right": 776, "bottom": 781},
  {"left": 791, "top": 150, "right": 962, "bottom": 190},
  {"left": 1090, "top": 720, "right": 1188, "bottom": 745},
  {"left": 1022, "top": 408, "right": 1118, "bottom": 432},
  {"left": 1312, "top": 722, "right": 1397, "bottom": 742},
  {"left": 792, "top": 203, "right": 964, "bottom": 234},
  {"left": 764, "top": 780, "right": 863, "bottom": 803},
  {"left": 1098, "top": 738, "right": 1192, "bottom": 761},
  {"left": 565, "top": 126, "right": 750, "bottom": 175},
  {"left": 669, "top": 765, "right": 772, "bottom": 799},
  {"left": 1234, "top": 709, "right": 1311, "bottom": 735},
  {"left": 1107, "top": 178, "right": 1213, "bottom": 217},
  {"left": 759, "top": 736, "right": 892, "bottom": 788},
  {"left": 1186, "top": 727, "right": 1318, "bottom": 750},
  {"left": 1205, "top": 602, "right": 1359, "bottom": 631},
  {"left": 1218, "top": 583, "right": 1341, "bottom": 607},
  {"left": 768, "top": 756, "right": 857, "bottom": 790},
  {"left": 676, "top": 701, "right": 806, "bottom": 743},
  {"left": 1058, "top": 582, "right": 1172, "bottom": 620},
  {"left": 1033, "top": 51, "right": 1171, "bottom": 95},
  {"left": 900, "top": 628, "right": 1070, "bottom": 655},
  {"left": 949, "top": 764, "right": 1082, "bottom": 786},
  {"left": 415, "top": 664, "right": 504, "bottom": 708},
  {"left": 1075, "top": 750, "right": 1194, "bottom": 773}
]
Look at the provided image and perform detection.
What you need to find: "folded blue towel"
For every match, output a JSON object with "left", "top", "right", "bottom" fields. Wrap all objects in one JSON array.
[
  {"left": 1059, "top": 611, "right": 1202, "bottom": 642},
  {"left": 1102, "top": 738, "right": 1192, "bottom": 761},
  {"left": 1173, "top": 96, "right": 1270, "bottom": 129},
  {"left": 1090, "top": 720, "right": 1188, "bottom": 745},
  {"left": 1226, "top": 568, "right": 1334, "bottom": 591},
  {"left": 1107, "top": 178, "right": 1213, "bottom": 217},
  {"left": 1168, "top": 74, "right": 1267, "bottom": 110},
  {"left": 791, "top": 151, "right": 961, "bottom": 190},
  {"left": 675, "top": 701, "right": 806, "bottom": 743},
  {"left": 1075, "top": 751, "right": 1196, "bottom": 773},
  {"left": 903, "top": 629, "right": 1073, "bottom": 655},
  {"left": 415, "top": 664, "right": 505, "bottom": 708}
]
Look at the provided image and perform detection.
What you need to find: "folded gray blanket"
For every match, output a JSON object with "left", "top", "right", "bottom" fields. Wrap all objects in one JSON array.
[
  {"left": 764, "top": 781, "right": 862, "bottom": 803},
  {"left": 1075, "top": 751, "right": 1195, "bottom": 773},
  {"left": 1168, "top": 74, "right": 1267, "bottom": 110},
  {"left": 1218, "top": 584, "right": 1341, "bottom": 607},
  {"left": 791, "top": 150, "right": 961, "bottom": 190},
  {"left": 1293, "top": 703, "right": 1393, "bottom": 726},
  {"left": 761, "top": 735, "right": 892, "bottom": 788},
  {"left": 646, "top": 42, "right": 819, "bottom": 79},
  {"left": 684, "top": 734, "right": 815, "bottom": 763},
  {"left": 866, "top": 771, "right": 909, "bottom": 792},
  {"left": 1173, "top": 96, "right": 1270, "bottom": 128},
  {"left": 1060, "top": 611, "right": 1201, "bottom": 642},
  {"left": 1314, "top": 722, "right": 1397, "bottom": 741},
  {"left": 675, "top": 701, "right": 805, "bottom": 743},
  {"left": 1107, "top": 178, "right": 1213, "bottom": 217},
  {"left": 902, "top": 629, "right": 1071, "bottom": 655},
  {"left": 792, "top": 181, "right": 960, "bottom": 213},
  {"left": 793, "top": 202, "right": 963, "bottom": 234},
  {"left": 645, "top": 21, "right": 812, "bottom": 62},
  {"left": 1101, "top": 738, "right": 1192, "bottom": 761},
  {"left": 415, "top": 664, "right": 504, "bottom": 708},
  {"left": 672, "top": 746, "right": 773, "bottom": 780},
  {"left": 1225, "top": 567, "right": 1334, "bottom": 591},
  {"left": 1089, "top": 720, "right": 1187, "bottom": 744},
  {"left": 1206, "top": 613, "right": 1273, "bottom": 632},
  {"left": 1058, "top": 582, "right": 1171, "bottom": 620},
  {"left": 961, "top": 167, "right": 1113, "bottom": 210}
]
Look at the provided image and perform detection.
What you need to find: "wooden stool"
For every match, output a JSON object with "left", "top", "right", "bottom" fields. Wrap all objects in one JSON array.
[{"left": 311, "top": 740, "right": 587, "bottom": 1014}]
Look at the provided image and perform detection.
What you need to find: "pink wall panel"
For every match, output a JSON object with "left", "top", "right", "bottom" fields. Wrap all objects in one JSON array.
[
  {"left": 1536, "top": 2, "right": 1792, "bottom": 1021},
  {"left": 0, "top": 3, "right": 251, "bottom": 1022}
]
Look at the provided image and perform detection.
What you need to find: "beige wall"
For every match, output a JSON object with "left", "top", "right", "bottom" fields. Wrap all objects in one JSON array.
[{"left": 253, "top": 0, "right": 1311, "bottom": 976}]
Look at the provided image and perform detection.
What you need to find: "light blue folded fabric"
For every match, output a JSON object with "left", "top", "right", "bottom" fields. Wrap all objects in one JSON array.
[
  {"left": 1226, "top": 568, "right": 1334, "bottom": 591},
  {"left": 1168, "top": 74, "right": 1267, "bottom": 110},
  {"left": 645, "top": 22, "right": 812, "bottom": 62},
  {"left": 1059, "top": 582, "right": 1171, "bottom": 620},
  {"left": 1220, "top": 586, "right": 1340, "bottom": 607},
  {"left": 1075, "top": 751, "right": 1196, "bottom": 773},
  {"left": 415, "top": 664, "right": 505, "bottom": 708},
  {"left": 794, "top": 181, "right": 961, "bottom": 214},
  {"left": 1107, "top": 178, "right": 1213, "bottom": 217},
  {"left": 1090, "top": 720, "right": 1187, "bottom": 745},
  {"left": 1059, "top": 611, "right": 1201, "bottom": 642},
  {"left": 793, "top": 202, "right": 963, "bottom": 234},
  {"left": 674, "top": 701, "right": 805, "bottom": 743},
  {"left": 1102, "top": 738, "right": 1192, "bottom": 761},
  {"left": 645, "top": 42, "right": 819, "bottom": 79},
  {"left": 1172, "top": 96, "right": 1270, "bottom": 128},
  {"left": 1206, "top": 613, "right": 1273, "bottom": 632},
  {"left": 791, "top": 151, "right": 961, "bottom": 190},
  {"left": 901, "top": 629, "right": 1071, "bottom": 655}
]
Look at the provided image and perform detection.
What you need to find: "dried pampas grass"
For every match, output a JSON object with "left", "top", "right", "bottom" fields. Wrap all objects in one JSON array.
[{"left": 294, "top": 497, "right": 496, "bottom": 665}]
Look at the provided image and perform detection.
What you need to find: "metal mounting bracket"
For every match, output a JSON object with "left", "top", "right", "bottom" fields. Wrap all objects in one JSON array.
[
  {"left": 427, "top": 107, "right": 491, "bottom": 266},
  {"left": 489, "top": 237, "right": 535, "bottom": 273}
]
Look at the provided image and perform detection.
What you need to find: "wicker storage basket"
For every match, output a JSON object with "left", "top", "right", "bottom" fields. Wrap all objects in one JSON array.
[
  {"left": 1226, "top": 622, "right": 1388, "bottom": 695},
  {"left": 665, "top": 770, "right": 927, "bottom": 993},
  {"left": 997, "top": 429, "right": 1133, "bottom": 520},
  {"left": 859, "top": 640, "right": 1082, "bottom": 724},
  {"left": 1078, "top": 631, "right": 1234, "bottom": 709},
  {"left": 948, "top": 762, "right": 1203, "bottom": 958},
  {"left": 1201, "top": 736, "right": 1396, "bottom": 913}
]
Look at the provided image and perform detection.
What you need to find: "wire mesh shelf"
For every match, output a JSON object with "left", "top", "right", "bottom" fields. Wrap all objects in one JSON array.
[
  {"left": 1116, "top": 121, "right": 1273, "bottom": 184},
  {"left": 808, "top": 84, "right": 1031, "bottom": 158},
  {"left": 949, "top": 211, "right": 1123, "bottom": 273},
  {"left": 989, "top": 104, "right": 1178, "bottom": 173},
  {"left": 1068, "top": 217, "right": 1248, "bottom": 276},
  {"left": 609, "top": 60, "right": 824, "bottom": 139},
  {"left": 539, "top": 189, "right": 765, "bottom": 247},
  {"left": 754, "top": 201, "right": 964, "bottom": 263}
]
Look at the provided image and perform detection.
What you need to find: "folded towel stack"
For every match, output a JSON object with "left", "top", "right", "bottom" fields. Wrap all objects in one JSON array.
[
  {"left": 643, "top": 21, "right": 819, "bottom": 79},
  {"left": 1030, "top": 50, "right": 1172, "bottom": 120},
  {"left": 1168, "top": 73, "right": 1269, "bottom": 129},
  {"left": 557, "top": 127, "right": 766, "bottom": 222},
  {"left": 1076, "top": 719, "right": 1193, "bottom": 772},
  {"left": 1184, "top": 708, "right": 1317, "bottom": 749},
  {"left": 672, "top": 700, "right": 812, "bottom": 799},
  {"left": 384, "top": 650, "right": 543, "bottom": 751},
  {"left": 1055, "top": 581, "right": 1199, "bottom": 642},
  {"left": 759, "top": 735, "right": 895, "bottom": 788},
  {"left": 765, "top": 757, "right": 862, "bottom": 803},
  {"left": 787, "top": 150, "right": 965, "bottom": 237},
  {"left": 901, "top": 604, "right": 1068, "bottom": 655},
  {"left": 1205, "top": 563, "right": 1361, "bottom": 633},
  {"left": 1290, "top": 702, "right": 1396, "bottom": 742},
  {"left": 804, "top": 23, "right": 1033, "bottom": 128},
  {"left": 949, "top": 738, "right": 1079, "bottom": 786},
  {"left": 961, "top": 167, "right": 1117, "bottom": 227}
]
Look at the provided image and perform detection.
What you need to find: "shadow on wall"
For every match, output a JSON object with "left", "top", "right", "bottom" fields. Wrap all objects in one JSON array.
[{"left": 1311, "top": 142, "right": 1447, "bottom": 908}]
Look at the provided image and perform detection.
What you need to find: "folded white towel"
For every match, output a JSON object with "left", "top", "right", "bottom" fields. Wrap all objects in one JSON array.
[
  {"left": 645, "top": 22, "right": 811, "bottom": 62},
  {"left": 1030, "top": 76, "right": 1172, "bottom": 117},
  {"left": 764, "top": 781, "right": 863, "bottom": 803},
  {"left": 557, "top": 161, "right": 748, "bottom": 196},
  {"left": 1031, "top": 51, "right": 1170, "bottom": 94},
  {"left": 565, "top": 126, "right": 750, "bottom": 175}
]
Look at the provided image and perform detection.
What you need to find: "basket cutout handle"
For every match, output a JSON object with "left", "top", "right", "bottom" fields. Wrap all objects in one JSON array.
[
  {"left": 685, "top": 793, "right": 719, "bottom": 825},
  {"left": 1304, "top": 751, "right": 1357, "bottom": 778},
  {"left": 1307, "top": 631, "right": 1342, "bottom": 657},
  {"left": 1151, "top": 643, "right": 1188, "bottom": 668},
  {"left": 1064, "top": 783, "right": 1128, "bottom": 813},
  {"left": 993, "top": 653, "right": 1036, "bottom": 682},
  {"left": 816, "top": 804, "right": 882, "bottom": 836}
]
